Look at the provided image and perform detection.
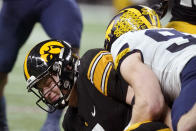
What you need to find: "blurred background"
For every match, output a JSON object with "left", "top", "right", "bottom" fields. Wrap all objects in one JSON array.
[{"left": 1, "top": 0, "right": 171, "bottom": 130}]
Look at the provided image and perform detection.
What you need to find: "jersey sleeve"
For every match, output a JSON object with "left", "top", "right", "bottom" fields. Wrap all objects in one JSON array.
[
  {"left": 110, "top": 33, "right": 143, "bottom": 71},
  {"left": 79, "top": 48, "right": 128, "bottom": 102}
]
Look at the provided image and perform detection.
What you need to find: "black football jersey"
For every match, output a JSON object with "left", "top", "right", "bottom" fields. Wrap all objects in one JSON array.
[
  {"left": 171, "top": 0, "right": 196, "bottom": 24},
  {"left": 76, "top": 48, "right": 132, "bottom": 131}
]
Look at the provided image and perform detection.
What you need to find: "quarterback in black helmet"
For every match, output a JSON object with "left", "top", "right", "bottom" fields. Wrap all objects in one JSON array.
[
  {"left": 23, "top": 5, "right": 172, "bottom": 131},
  {"left": 23, "top": 38, "right": 172, "bottom": 131},
  {"left": 23, "top": 39, "right": 133, "bottom": 130},
  {"left": 23, "top": 38, "right": 173, "bottom": 130},
  {"left": 24, "top": 39, "right": 79, "bottom": 112}
]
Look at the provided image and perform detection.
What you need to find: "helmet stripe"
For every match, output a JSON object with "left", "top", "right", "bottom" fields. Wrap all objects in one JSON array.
[
  {"left": 24, "top": 51, "right": 31, "bottom": 80},
  {"left": 105, "top": 20, "right": 115, "bottom": 43}
]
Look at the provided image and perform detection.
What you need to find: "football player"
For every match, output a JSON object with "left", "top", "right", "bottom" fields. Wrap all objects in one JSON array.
[
  {"left": 166, "top": 0, "right": 196, "bottom": 34},
  {"left": 0, "top": 0, "right": 83, "bottom": 130},
  {"left": 23, "top": 40, "right": 133, "bottom": 131},
  {"left": 104, "top": 4, "right": 196, "bottom": 131},
  {"left": 23, "top": 38, "right": 172, "bottom": 131}
]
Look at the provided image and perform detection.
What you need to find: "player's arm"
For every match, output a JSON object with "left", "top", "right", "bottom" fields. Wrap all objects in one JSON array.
[
  {"left": 120, "top": 52, "right": 165, "bottom": 125},
  {"left": 177, "top": 103, "right": 196, "bottom": 131}
]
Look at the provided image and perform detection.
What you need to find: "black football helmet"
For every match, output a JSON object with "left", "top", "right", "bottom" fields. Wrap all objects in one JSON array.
[
  {"left": 23, "top": 39, "right": 79, "bottom": 113},
  {"left": 104, "top": 5, "right": 161, "bottom": 51}
]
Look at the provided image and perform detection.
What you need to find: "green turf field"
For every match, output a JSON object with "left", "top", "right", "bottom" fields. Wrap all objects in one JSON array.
[{"left": 4, "top": 4, "right": 170, "bottom": 131}]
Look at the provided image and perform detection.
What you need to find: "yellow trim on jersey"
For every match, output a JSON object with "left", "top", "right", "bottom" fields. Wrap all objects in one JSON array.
[
  {"left": 114, "top": 48, "right": 130, "bottom": 70},
  {"left": 24, "top": 51, "right": 31, "bottom": 79},
  {"left": 87, "top": 51, "right": 113, "bottom": 96},
  {"left": 124, "top": 121, "right": 152, "bottom": 131},
  {"left": 87, "top": 51, "right": 108, "bottom": 79},
  {"left": 166, "top": 21, "right": 196, "bottom": 34},
  {"left": 93, "top": 54, "right": 111, "bottom": 93},
  {"left": 104, "top": 65, "right": 113, "bottom": 95},
  {"left": 157, "top": 128, "right": 171, "bottom": 131}
]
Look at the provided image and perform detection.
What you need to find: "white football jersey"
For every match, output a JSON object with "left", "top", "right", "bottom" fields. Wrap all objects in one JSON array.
[{"left": 111, "top": 28, "right": 196, "bottom": 103}]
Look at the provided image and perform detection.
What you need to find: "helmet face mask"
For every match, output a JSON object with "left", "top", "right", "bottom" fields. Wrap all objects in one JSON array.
[
  {"left": 104, "top": 5, "right": 161, "bottom": 51},
  {"left": 37, "top": 73, "right": 70, "bottom": 113},
  {"left": 24, "top": 39, "right": 79, "bottom": 113}
]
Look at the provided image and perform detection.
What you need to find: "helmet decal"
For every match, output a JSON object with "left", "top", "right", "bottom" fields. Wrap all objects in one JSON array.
[
  {"left": 140, "top": 6, "right": 161, "bottom": 27},
  {"left": 114, "top": 8, "right": 143, "bottom": 38},
  {"left": 40, "top": 41, "right": 64, "bottom": 62},
  {"left": 104, "top": 5, "right": 161, "bottom": 51},
  {"left": 113, "top": 7, "right": 159, "bottom": 39}
]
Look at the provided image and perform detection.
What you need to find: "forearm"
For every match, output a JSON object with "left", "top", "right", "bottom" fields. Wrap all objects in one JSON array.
[
  {"left": 125, "top": 86, "right": 134, "bottom": 105},
  {"left": 120, "top": 53, "right": 165, "bottom": 123}
]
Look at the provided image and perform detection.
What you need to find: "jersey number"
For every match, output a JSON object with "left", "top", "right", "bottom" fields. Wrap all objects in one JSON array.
[{"left": 145, "top": 29, "right": 196, "bottom": 53}]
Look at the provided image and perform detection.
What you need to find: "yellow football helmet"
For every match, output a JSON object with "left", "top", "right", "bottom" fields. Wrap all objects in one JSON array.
[
  {"left": 112, "top": 0, "right": 133, "bottom": 11},
  {"left": 104, "top": 5, "right": 161, "bottom": 51},
  {"left": 23, "top": 39, "right": 79, "bottom": 112}
]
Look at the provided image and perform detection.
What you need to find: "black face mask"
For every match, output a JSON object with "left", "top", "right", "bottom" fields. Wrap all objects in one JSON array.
[{"left": 29, "top": 72, "right": 71, "bottom": 113}]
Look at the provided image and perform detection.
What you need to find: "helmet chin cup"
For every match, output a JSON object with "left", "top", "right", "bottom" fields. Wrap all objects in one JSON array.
[{"left": 36, "top": 95, "right": 68, "bottom": 113}]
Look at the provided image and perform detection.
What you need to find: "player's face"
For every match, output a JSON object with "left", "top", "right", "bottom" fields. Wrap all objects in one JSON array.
[{"left": 37, "top": 75, "right": 62, "bottom": 104}]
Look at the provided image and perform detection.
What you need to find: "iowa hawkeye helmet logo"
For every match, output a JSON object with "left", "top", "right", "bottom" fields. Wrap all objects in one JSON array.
[
  {"left": 23, "top": 40, "right": 68, "bottom": 81},
  {"left": 40, "top": 41, "right": 64, "bottom": 62}
]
